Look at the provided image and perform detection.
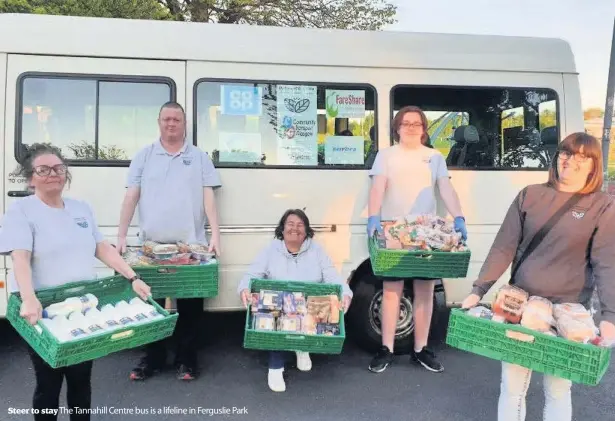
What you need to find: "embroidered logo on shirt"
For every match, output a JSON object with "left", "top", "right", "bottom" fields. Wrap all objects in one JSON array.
[
  {"left": 422, "top": 156, "right": 432, "bottom": 164},
  {"left": 74, "top": 217, "right": 89, "bottom": 228},
  {"left": 182, "top": 158, "right": 193, "bottom": 166},
  {"left": 572, "top": 211, "right": 585, "bottom": 219}
]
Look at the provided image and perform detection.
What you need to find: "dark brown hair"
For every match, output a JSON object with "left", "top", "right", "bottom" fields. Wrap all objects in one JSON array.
[
  {"left": 547, "top": 132, "right": 603, "bottom": 194},
  {"left": 274, "top": 209, "right": 315, "bottom": 240},
  {"left": 392, "top": 105, "right": 429, "bottom": 145},
  {"left": 16, "top": 143, "right": 72, "bottom": 185}
]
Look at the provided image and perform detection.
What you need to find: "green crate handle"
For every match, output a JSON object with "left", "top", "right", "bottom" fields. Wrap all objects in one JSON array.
[
  {"left": 284, "top": 335, "right": 306, "bottom": 340},
  {"left": 110, "top": 329, "right": 135, "bottom": 341},
  {"left": 505, "top": 329, "right": 536, "bottom": 343},
  {"left": 156, "top": 267, "right": 178, "bottom": 274}
]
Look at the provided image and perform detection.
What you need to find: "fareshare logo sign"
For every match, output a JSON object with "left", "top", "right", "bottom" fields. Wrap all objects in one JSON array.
[{"left": 325, "top": 90, "right": 366, "bottom": 118}]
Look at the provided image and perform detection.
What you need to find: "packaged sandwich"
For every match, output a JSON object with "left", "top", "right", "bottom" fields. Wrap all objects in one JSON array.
[
  {"left": 258, "top": 290, "right": 283, "bottom": 312},
  {"left": 142, "top": 241, "right": 159, "bottom": 257},
  {"left": 253, "top": 313, "right": 275, "bottom": 331},
  {"left": 277, "top": 315, "right": 302, "bottom": 333},
  {"left": 316, "top": 323, "right": 340, "bottom": 336},
  {"left": 176, "top": 242, "right": 191, "bottom": 254},
  {"left": 282, "top": 292, "right": 297, "bottom": 314},
  {"left": 294, "top": 292, "right": 307, "bottom": 315}
]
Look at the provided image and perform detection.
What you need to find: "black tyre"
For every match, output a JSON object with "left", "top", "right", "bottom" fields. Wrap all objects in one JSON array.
[{"left": 346, "top": 272, "right": 445, "bottom": 355}]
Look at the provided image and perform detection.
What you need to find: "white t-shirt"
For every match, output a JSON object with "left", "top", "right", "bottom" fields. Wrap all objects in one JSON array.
[{"left": 368, "top": 145, "right": 449, "bottom": 220}]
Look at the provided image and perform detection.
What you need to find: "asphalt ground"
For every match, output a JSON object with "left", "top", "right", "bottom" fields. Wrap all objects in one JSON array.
[{"left": 0, "top": 310, "right": 613, "bottom": 421}]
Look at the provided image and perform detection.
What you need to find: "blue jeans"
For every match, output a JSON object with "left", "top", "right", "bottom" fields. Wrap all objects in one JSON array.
[{"left": 269, "top": 351, "right": 290, "bottom": 369}]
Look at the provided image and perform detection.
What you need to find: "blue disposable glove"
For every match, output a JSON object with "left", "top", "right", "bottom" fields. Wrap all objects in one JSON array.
[
  {"left": 367, "top": 215, "right": 383, "bottom": 237},
  {"left": 454, "top": 216, "right": 467, "bottom": 242}
]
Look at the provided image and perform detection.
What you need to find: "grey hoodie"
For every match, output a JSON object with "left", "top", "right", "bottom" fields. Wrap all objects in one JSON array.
[{"left": 237, "top": 238, "right": 353, "bottom": 298}]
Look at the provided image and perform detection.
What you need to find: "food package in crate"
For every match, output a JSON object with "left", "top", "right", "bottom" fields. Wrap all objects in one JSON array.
[
  {"left": 553, "top": 303, "right": 599, "bottom": 343},
  {"left": 37, "top": 295, "right": 165, "bottom": 342},
  {"left": 492, "top": 285, "right": 529, "bottom": 324},
  {"left": 520, "top": 296, "right": 555, "bottom": 332},
  {"left": 378, "top": 214, "right": 468, "bottom": 252}
]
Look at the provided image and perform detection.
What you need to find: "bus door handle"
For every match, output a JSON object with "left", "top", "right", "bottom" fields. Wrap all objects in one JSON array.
[{"left": 8, "top": 190, "right": 34, "bottom": 197}]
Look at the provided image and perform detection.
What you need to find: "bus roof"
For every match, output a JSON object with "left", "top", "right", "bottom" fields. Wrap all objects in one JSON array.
[{"left": 0, "top": 13, "right": 577, "bottom": 74}]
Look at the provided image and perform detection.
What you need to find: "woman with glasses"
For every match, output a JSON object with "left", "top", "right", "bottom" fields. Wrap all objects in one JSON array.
[
  {"left": 0, "top": 143, "right": 151, "bottom": 421},
  {"left": 367, "top": 105, "right": 467, "bottom": 374},
  {"left": 462, "top": 132, "right": 615, "bottom": 421},
  {"left": 237, "top": 208, "right": 353, "bottom": 392}
]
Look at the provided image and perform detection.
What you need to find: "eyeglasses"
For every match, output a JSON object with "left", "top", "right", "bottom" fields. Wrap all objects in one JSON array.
[
  {"left": 558, "top": 151, "right": 590, "bottom": 163},
  {"left": 400, "top": 122, "right": 423, "bottom": 128},
  {"left": 33, "top": 164, "right": 68, "bottom": 177}
]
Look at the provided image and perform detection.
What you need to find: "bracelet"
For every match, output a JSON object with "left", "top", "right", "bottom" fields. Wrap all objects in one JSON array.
[{"left": 128, "top": 274, "right": 141, "bottom": 284}]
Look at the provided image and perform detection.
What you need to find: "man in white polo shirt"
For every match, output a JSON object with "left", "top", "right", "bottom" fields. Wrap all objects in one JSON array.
[{"left": 117, "top": 101, "right": 221, "bottom": 381}]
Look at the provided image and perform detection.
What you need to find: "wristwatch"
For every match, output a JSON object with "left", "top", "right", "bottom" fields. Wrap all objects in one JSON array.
[{"left": 128, "top": 274, "right": 141, "bottom": 284}]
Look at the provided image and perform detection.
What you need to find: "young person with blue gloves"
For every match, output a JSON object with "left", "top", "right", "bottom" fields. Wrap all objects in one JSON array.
[{"left": 366, "top": 106, "right": 467, "bottom": 374}]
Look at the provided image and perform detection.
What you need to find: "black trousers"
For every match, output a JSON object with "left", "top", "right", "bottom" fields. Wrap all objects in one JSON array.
[
  {"left": 142, "top": 298, "right": 203, "bottom": 368},
  {"left": 27, "top": 346, "right": 92, "bottom": 421}
]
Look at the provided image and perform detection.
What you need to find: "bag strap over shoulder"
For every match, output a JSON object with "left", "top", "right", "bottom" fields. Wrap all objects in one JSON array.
[{"left": 510, "top": 193, "right": 584, "bottom": 283}]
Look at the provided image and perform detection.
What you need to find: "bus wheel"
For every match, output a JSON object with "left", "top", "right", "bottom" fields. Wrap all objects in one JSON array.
[{"left": 346, "top": 273, "right": 444, "bottom": 355}]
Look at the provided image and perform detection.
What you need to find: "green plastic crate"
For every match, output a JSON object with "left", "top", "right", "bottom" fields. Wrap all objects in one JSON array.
[
  {"left": 368, "top": 236, "right": 470, "bottom": 279},
  {"left": 132, "top": 262, "right": 219, "bottom": 299},
  {"left": 243, "top": 279, "right": 345, "bottom": 354},
  {"left": 7, "top": 275, "right": 178, "bottom": 369},
  {"left": 446, "top": 308, "right": 611, "bottom": 386}
]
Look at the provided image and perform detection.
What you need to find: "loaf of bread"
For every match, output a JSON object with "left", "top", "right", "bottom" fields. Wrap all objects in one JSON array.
[
  {"left": 554, "top": 303, "right": 598, "bottom": 343},
  {"left": 520, "top": 296, "right": 554, "bottom": 332}
]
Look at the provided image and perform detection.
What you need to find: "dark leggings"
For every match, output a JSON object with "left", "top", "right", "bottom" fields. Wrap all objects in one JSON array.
[
  {"left": 27, "top": 346, "right": 92, "bottom": 421},
  {"left": 142, "top": 298, "right": 203, "bottom": 368}
]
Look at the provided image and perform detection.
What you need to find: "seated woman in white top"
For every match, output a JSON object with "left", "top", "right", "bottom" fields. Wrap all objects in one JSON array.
[
  {"left": 0, "top": 143, "right": 151, "bottom": 421},
  {"left": 238, "top": 209, "right": 353, "bottom": 393}
]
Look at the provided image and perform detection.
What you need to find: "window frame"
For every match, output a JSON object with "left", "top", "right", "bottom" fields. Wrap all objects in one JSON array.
[
  {"left": 389, "top": 83, "right": 561, "bottom": 171},
  {"left": 192, "top": 77, "right": 379, "bottom": 170},
  {"left": 15, "top": 72, "right": 177, "bottom": 167}
]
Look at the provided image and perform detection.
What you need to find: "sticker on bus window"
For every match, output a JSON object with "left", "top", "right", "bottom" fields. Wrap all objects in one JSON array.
[
  {"left": 276, "top": 85, "right": 318, "bottom": 166},
  {"left": 220, "top": 85, "right": 263, "bottom": 116},
  {"left": 325, "top": 90, "right": 366, "bottom": 119},
  {"left": 324, "top": 136, "right": 365, "bottom": 165}
]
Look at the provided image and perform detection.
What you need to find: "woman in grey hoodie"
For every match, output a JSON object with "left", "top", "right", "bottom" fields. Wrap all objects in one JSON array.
[{"left": 238, "top": 209, "right": 353, "bottom": 392}]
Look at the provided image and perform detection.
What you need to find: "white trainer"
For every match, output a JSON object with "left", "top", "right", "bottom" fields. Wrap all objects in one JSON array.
[
  {"left": 295, "top": 351, "right": 312, "bottom": 372},
  {"left": 268, "top": 368, "right": 286, "bottom": 392}
]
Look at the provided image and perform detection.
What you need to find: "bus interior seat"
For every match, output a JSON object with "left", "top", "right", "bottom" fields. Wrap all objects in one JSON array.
[
  {"left": 540, "top": 126, "right": 558, "bottom": 161},
  {"left": 446, "top": 125, "right": 480, "bottom": 167}
]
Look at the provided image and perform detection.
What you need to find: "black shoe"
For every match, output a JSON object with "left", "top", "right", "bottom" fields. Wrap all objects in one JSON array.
[
  {"left": 130, "top": 360, "right": 163, "bottom": 381},
  {"left": 368, "top": 346, "right": 394, "bottom": 373},
  {"left": 411, "top": 347, "right": 444, "bottom": 373},
  {"left": 177, "top": 364, "right": 197, "bottom": 381}
]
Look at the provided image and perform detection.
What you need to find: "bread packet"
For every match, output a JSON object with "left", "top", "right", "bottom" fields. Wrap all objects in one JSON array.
[
  {"left": 302, "top": 314, "right": 317, "bottom": 335},
  {"left": 307, "top": 296, "right": 332, "bottom": 323},
  {"left": 520, "top": 296, "right": 554, "bottom": 332}
]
